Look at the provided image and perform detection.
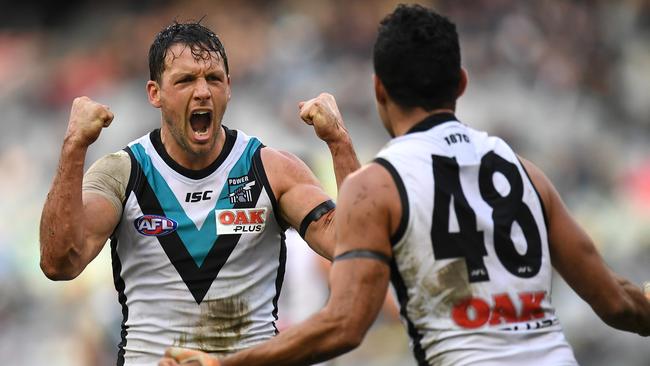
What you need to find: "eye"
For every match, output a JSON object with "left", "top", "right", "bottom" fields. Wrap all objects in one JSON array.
[
  {"left": 206, "top": 74, "right": 222, "bottom": 82},
  {"left": 176, "top": 76, "right": 194, "bottom": 84}
]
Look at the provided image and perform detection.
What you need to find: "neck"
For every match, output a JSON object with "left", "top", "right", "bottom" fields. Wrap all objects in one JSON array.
[
  {"left": 389, "top": 105, "right": 455, "bottom": 137},
  {"left": 160, "top": 125, "right": 225, "bottom": 170}
]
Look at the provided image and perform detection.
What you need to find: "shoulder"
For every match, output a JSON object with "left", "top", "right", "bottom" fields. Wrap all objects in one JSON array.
[
  {"left": 86, "top": 150, "right": 131, "bottom": 180},
  {"left": 83, "top": 151, "right": 131, "bottom": 215},
  {"left": 338, "top": 162, "right": 400, "bottom": 216},
  {"left": 336, "top": 163, "right": 400, "bottom": 242},
  {"left": 342, "top": 163, "right": 393, "bottom": 191},
  {"left": 260, "top": 146, "right": 304, "bottom": 166},
  {"left": 259, "top": 147, "right": 317, "bottom": 182}
]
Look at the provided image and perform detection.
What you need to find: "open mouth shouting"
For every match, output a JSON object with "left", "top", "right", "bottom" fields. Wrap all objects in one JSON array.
[{"left": 189, "top": 109, "right": 213, "bottom": 142}]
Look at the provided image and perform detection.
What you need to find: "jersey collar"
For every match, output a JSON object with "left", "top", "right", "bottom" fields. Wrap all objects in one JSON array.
[
  {"left": 405, "top": 112, "right": 458, "bottom": 135},
  {"left": 150, "top": 125, "right": 237, "bottom": 179}
]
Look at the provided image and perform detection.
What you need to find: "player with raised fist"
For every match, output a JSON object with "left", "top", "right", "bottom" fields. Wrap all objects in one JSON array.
[
  {"left": 161, "top": 5, "right": 650, "bottom": 366},
  {"left": 39, "top": 21, "right": 360, "bottom": 366}
]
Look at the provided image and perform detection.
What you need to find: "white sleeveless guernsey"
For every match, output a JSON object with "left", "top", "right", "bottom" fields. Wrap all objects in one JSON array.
[
  {"left": 111, "top": 127, "right": 286, "bottom": 365},
  {"left": 375, "top": 113, "right": 577, "bottom": 366}
]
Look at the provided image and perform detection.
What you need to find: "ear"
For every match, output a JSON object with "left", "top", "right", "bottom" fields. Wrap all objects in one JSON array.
[
  {"left": 146, "top": 80, "right": 162, "bottom": 108},
  {"left": 374, "top": 74, "right": 387, "bottom": 106},
  {"left": 456, "top": 68, "right": 468, "bottom": 99}
]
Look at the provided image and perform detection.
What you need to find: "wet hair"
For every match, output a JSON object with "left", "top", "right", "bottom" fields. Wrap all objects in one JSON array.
[
  {"left": 148, "top": 20, "right": 229, "bottom": 83},
  {"left": 373, "top": 4, "right": 461, "bottom": 110}
]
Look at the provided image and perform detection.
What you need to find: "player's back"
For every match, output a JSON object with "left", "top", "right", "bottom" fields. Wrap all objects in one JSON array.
[{"left": 375, "top": 113, "right": 578, "bottom": 366}]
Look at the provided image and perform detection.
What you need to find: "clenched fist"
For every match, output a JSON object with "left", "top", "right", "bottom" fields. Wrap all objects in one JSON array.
[
  {"left": 298, "top": 93, "right": 349, "bottom": 145},
  {"left": 65, "top": 96, "right": 114, "bottom": 147}
]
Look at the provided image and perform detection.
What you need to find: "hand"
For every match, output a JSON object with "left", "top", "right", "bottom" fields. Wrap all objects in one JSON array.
[
  {"left": 65, "top": 96, "right": 114, "bottom": 148},
  {"left": 159, "top": 347, "right": 221, "bottom": 366},
  {"left": 298, "top": 93, "right": 349, "bottom": 145}
]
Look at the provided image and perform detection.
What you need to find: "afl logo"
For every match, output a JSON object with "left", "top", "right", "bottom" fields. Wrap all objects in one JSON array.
[{"left": 134, "top": 215, "right": 178, "bottom": 236}]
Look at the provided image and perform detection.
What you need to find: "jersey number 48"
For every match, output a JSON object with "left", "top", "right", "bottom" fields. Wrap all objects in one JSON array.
[{"left": 431, "top": 152, "right": 543, "bottom": 283}]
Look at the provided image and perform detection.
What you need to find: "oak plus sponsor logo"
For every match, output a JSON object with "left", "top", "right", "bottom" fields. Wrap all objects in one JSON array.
[
  {"left": 134, "top": 215, "right": 178, "bottom": 236},
  {"left": 216, "top": 208, "right": 267, "bottom": 234},
  {"left": 451, "top": 291, "right": 549, "bottom": 330}
]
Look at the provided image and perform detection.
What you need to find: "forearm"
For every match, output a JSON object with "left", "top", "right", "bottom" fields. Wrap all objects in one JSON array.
[
  {"left": 39, "top": 138, "right": 88, "bottom": 279},
  {"left": 327, "top": 135, "right": 360, "bottom": 189},
  {"left": 221, "top": 259, "right": 389, "bottom": 366},
  {"left": 221, "top": 310, "right": 359, "bottom": 366}
]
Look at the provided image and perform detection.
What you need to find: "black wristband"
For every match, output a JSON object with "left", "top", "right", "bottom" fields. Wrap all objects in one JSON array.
[
  {"left": 333, "top": 249, "right": 391, "bottom": 265},
  {"left": 299, "top": 200, "right": 336, "bottom": 238}
]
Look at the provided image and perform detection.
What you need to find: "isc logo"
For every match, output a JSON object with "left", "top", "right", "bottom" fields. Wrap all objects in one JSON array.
[
  {"left": 134, "top": 215, "right": 178, "bottom": 236},
  {"left": 216, "top": 208, "right": 267, "bottom": 235},
  {"left": 185, "top": 190, "right": 213, "bottom": 202}
]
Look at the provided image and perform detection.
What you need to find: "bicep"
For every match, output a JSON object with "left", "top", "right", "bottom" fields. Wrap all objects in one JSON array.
[
  {"left": 333, "top": 164, "right": 397, "bottom": 258},
  {"left": 264, "top": 149, "right": 336, "bottom": 257},
  {"left": 80, "top": 152, "right": 128, "bottom": 260},
  {"left": 323, "top": 168, "right": 396, "bottom": 336},
  {"left": 274, "top": 151, "right": 330, "bottom": 229},
  {"left": 81, "top": 192, "right": 121, "bottom": 261}
]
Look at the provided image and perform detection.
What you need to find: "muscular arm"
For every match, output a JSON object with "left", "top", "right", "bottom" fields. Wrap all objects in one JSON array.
[
  {"left": 521, "top": 157, "right": 650, "bottom": 336},
  {"left": 264, "top": 93, "right": 360, "bottom": 259},
  {"left": 261, "top": 148, "right": 338, "bottom": 259},
  {"left": 39, "top": 96, "right": 120, "bottom": 280},
  {"left": 215, "top": 164, "right": 397, "bottom": 365}
]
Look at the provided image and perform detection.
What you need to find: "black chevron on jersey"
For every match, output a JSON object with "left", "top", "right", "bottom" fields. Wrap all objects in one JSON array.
[{"left": 127, "top": 148, "right": 264, "bottom": 304}]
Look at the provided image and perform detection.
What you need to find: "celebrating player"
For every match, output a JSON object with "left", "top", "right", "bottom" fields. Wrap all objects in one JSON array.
[
  {"left": 39, "top": 21, "right": 359, "bottom": 365},
  {"left": 160, "top": 4, "right": 650, "bottom": 366}
]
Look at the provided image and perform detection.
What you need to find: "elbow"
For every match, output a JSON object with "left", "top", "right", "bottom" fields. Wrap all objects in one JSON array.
[
  {"left": 40, "top": 257, "right": 81, "bottom": 281},
  {"left": 330, "top": 315, "right": 365, "bottom": 354},
  {"left": 337, "top": 328, "right": 364, "bottom": 353},
  {"left": 594, "top": 295, "right": 634, "bottom": 327}
]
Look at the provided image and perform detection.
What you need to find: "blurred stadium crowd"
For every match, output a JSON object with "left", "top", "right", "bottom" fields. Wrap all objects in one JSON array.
[{"left": 1, "top": 0, "right": 649, "bottom": 365}]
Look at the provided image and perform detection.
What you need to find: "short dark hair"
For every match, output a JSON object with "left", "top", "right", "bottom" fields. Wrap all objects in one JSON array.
[
  {"left": 373, "top": 4, "right": 461, "bottom": 110},
  {"left": 148, "top": 20, "right": 229, "bottom": 83}
]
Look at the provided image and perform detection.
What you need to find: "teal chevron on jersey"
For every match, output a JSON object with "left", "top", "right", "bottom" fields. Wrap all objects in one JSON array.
[
  {"left": 112, "top": 128, "right": 286, "bottom": 363},
  {"left": 130, "top": 138, "right": 261, "bottom": 267},
  {"left": 130, "top": 143, "right": 213, "bottom": 267}
]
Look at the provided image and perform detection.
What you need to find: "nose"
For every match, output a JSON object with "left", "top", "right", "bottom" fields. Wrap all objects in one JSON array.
[{"left": 193, "top": 78, "right": 211, "bottom": 101}]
